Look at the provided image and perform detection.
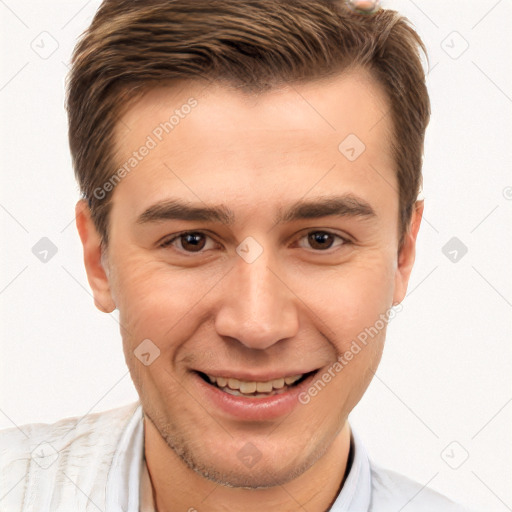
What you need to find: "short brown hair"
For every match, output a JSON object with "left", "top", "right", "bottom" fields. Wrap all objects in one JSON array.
[{"left": 66, "top": 0, "right": 430, "bottom": 247}]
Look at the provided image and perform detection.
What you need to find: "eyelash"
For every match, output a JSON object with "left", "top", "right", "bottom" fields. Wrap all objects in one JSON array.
[{"left": 159, "top": 230, "right": 351, "bottom": 255}]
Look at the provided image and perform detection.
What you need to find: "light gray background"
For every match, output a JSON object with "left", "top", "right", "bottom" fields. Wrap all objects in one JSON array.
[{"left": 1, "top": 1, "right": 511, "bottom": 510}]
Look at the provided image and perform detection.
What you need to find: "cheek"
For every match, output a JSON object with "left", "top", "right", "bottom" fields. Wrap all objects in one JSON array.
[
  {"left": 320, "top": 256, "right": 395, "bottom": 406},
  {"left": 297, "top": 252, "right": 397, "bottom": 346},
  {"left": 111, "top": 254, "right": 214, "bottom": 349}
]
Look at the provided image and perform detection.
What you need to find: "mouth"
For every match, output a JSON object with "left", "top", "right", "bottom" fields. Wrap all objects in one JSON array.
[
  {"left": 196, "top": 371, "right": 316, "bottom": 398},
  {"left": 192, "top": 368, "right": 321, "bottom": 420}
]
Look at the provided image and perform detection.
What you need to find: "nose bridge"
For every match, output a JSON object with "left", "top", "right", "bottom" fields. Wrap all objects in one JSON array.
[{"left": 214, "top": 242, "right": 299, "bottom": 349}]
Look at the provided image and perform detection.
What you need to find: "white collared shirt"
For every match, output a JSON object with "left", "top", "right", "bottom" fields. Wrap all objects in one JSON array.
[{"left": 0, "top": 401, "right": 473, "bottom": 511}]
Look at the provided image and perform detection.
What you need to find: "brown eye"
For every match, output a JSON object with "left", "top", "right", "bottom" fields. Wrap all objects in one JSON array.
[
  {"left": 297, "top": 231, "right": 348, "bottom": 252},
  {"left": 160, "top": 231, "right": 215, "bottom": 253},
  {"left": 179, "top": 233, "right": 206, "bottom": 252},
  {"left": 307, "top": 232, "right": 335, "bottom": 250}
]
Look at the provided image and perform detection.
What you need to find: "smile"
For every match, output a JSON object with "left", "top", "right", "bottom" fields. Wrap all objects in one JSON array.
[
  {"left": 199, "top": 373, "right": 309, "bottom": 398},
  {"left": 193, "top": 368, "right": 320, "bottom": 420}
]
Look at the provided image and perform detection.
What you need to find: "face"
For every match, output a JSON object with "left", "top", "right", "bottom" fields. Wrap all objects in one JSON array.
[{"left": 77, "top": 69, "right": 421, "bottom": 488}]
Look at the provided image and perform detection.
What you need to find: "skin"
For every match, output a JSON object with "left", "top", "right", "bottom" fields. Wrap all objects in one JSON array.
[{"left": 76, "top": 68, "right": 423, "bottom": 511}]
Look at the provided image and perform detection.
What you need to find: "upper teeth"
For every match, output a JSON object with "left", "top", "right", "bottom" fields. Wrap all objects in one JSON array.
[{"left": 207, "top": 374, "right": 303, "bottom": 393}]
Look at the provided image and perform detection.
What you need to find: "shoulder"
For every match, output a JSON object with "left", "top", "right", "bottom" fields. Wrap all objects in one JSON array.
[
  {"left": 0, "top": 401, "right": 141, "bottom": 510},
  {"left": 0, "top": 400, "right": 140, "bottom": 456},
  {"left": 369, "top": 462, "right": 472, "bottom": 512}
]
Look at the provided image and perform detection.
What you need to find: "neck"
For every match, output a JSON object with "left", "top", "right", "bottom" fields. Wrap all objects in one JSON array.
[{"left": 144, "top": 416, "right": 352, "bottom": 512}]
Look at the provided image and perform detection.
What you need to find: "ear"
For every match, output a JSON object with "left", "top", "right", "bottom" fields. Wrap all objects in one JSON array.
[
  {"left": 75, "top": 199, "right": 116, "bottom": 313},
  {"left": 393, "top": 200, "right": 424, "bottom": 305}
]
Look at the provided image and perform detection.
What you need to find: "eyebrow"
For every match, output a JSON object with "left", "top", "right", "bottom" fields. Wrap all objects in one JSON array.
[{"left": 136, "top": 194, "right": 376, "bottom": 226}]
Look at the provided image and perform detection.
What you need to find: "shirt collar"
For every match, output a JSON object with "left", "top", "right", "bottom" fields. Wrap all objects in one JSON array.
[{"left": 106, "top": 404, "right": 372, "bottom": 512}]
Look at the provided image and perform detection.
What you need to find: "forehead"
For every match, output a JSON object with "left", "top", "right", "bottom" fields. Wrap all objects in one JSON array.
[{"left": 111, "top": 69, "right": 396, "bottom": 223}]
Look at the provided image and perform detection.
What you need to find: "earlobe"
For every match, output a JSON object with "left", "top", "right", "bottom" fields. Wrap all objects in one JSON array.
[
  {"left": 392, "top": 200, "right": 424, "bottom": 305},
  {"left": 75, "top": 199, "right": 117, "bottom": 313}
]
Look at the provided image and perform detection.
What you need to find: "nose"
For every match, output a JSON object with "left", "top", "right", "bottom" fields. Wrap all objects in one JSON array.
[{"left": 214, "top": 244, "right": 300, "bottom": 350}]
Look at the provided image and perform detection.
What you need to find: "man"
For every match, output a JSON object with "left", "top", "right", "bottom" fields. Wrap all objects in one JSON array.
[{"left": 0, "top": 0, "right": 471, "bottom": 510}]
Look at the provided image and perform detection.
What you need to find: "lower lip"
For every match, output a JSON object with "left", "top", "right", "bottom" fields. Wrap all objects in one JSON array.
[{"left": 193, "top": 371, "right": 318, "bottom": 421}]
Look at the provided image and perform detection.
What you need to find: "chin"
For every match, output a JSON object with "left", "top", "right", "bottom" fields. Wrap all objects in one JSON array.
[
  {"left": 146, "top": 413, "right": 317, "bottom": 489},
  {"left": 188, "top": 454, "right": 318, "bottom": 489},
  {"left": 158, "top": 422, "right": 333, "bottom": 490}
]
